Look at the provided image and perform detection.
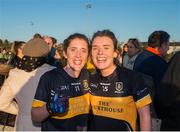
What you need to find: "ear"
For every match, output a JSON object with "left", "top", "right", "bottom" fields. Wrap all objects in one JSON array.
[
  {"left": 113, "top": 50, "right": 118, "bottom": 58},
  {"left": 63, "top": 51, "right": 67, "bottom": 59}
]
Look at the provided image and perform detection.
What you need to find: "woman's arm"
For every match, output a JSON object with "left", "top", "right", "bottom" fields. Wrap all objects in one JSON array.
[
  {"left": 31, "top": 104, "right": 49, "bottom": 122},
  {"left": 0, "top": 78, "right": 18, "bottom": 115},
  {"left": 138, "top": 104, "right": 152, "bottom": 131}
]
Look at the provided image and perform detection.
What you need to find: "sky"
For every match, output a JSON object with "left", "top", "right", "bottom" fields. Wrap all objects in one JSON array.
[{"left": 0, "top": 0, "right": 180, "bottom": 43}]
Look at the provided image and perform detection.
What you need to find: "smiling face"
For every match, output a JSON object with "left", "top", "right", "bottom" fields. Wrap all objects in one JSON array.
[
  {"left": 63, "top": 38, "right": 88, "bottom": 76},
  {"left": 91, "top": 36, "right": 117, "bottom": 76}
]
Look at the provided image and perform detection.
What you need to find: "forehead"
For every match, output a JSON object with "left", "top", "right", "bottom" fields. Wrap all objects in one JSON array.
[
  {"left": 92, "top": 36, "right": 113, "bottom": 46},
  {"left": 21, "top": 43, "right": 25, "bottom": 47},
  {"left": 68, "top": 38, "right": 88, "bottom": 49},
  {"left": 127, "top": 42, "right": 135, "bottom": 47},
  {"left": 43, "top": 36, "right": 52, "bottom": 41}
]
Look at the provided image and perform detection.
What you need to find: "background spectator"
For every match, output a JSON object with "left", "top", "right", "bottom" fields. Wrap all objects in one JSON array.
[
  {"left": 123, "top": 38, "right": 142, "bottom": 70},
  {"left": 8, "top": 41, "right": 25, "bottom": 67},
  {"left": 0, "top": 38, "right": 55, "bottom": 131},
  {"left": 157, "top": 51, "right": 180, "bottom": 130}
]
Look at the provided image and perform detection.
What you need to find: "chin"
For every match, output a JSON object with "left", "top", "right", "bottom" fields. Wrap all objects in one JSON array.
[
  {"left": 96, "top": 65, "right": 107, "bottom": 70},
  {"left": 73, "top": 66, "right": 83, "bottom": 71}
]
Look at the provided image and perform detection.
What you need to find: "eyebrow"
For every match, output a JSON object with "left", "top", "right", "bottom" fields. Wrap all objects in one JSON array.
[
  {"left": 92, "top": 44, "right": 111, "bottom": 47},
  {"left": 69, "top": 46, "right": 87, "bottom": 50}
]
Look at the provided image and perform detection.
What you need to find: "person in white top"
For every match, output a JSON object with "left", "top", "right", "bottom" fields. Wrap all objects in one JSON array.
[
  {"left": 123, "top": 38, "right": 142, "bottom": 70},
  {"left": 0, "top": 38, "right": 55, "bottom": 131}
]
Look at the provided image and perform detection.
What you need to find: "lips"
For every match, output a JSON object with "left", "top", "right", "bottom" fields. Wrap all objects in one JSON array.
[
  {"left": 73, "top": 60, "right": 82, "bottom": 65},
  {"left": 97, "top": 57, "right": 106, "bottom": 63}
]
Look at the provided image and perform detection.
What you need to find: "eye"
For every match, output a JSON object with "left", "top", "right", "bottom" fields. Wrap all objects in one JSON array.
[
  {"left": 104, "top": 47, "right": 110, "bottom": 50},
  {"left": 103, "top": 45, "right": 111, "bottom": 50},
  {"left": 92, "top": 47, "right": 98, "bottom": 51},
  {"left": 70, "top": 48, "right": 76, "bottom": 52},
  {"left": 127, "top": 46, "right": 133, "bottom": 48},
  {"left": 82, "top": 49, "right": 87, "bottom": 53}
]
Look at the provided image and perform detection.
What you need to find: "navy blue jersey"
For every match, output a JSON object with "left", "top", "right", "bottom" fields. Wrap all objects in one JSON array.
[
  {"left": 89, "top": 66, "right": 152, "bottom": 130},
  {"left": 32, "top": 68, "right": 90, "bottom": 131}
]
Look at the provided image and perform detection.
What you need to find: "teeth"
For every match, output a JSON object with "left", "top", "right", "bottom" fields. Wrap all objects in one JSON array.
[
  {"left": 74, "top": 60, "right": 81, "bottom": 65},
  {"left": 97, "top": 57, "right": 106, "bottom": 61}
]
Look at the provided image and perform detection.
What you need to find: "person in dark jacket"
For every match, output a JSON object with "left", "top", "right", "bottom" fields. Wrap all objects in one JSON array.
[
  {"left": 156, "top": 51, "right": 180, "bottom": 130},
  {"left": 134, "top": 30, "right": 169, "bottom": 90},
  {"left": 133, "top": 30, "right": 170, "bottom": 130}
]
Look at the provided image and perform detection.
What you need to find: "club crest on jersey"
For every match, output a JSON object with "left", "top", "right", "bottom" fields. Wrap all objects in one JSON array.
[
  {"left": 115, "top": 82, "right": 123, "bottom": 94},
  {"left": 83, "top": 80, "right": 89, "bottom": 90}
]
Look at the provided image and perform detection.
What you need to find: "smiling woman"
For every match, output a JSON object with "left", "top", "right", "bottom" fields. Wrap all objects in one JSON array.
[
  {"left": 31, "top": 33, "right": 90, "bottom": 131},
  {"left": 89, "top": 29, "right": 152, "bottom": 131}
]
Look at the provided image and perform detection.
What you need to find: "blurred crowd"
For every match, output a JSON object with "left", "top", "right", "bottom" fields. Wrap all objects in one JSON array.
[{"left": 0, "top": 30, "right": 179, "bottom": 131}]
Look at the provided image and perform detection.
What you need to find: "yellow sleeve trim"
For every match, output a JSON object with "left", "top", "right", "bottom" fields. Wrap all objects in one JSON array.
[
  {"left": 136, "top": 94, "right": 152, "bottom": 109},
  {"left": 32, "top": 99, "right": 46, "bottom": 108}
]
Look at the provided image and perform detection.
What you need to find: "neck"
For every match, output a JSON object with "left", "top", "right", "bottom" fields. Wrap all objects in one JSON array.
[
  {"left": 63, "top": 65, "right": 80, "bottom": 78},
  {"left": 17, "top": 53, "right": 24, "bottom": 59},
  {"left": 101, "top": 64, "right": 117, "bottom": 77}
]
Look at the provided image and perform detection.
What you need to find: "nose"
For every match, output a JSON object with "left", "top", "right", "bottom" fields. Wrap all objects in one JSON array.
[
  {"left": 76, "top": 50, "right": 81, "bottom": 57},
  {"left": 97, "top": 48, "right": 103, "bottom": 55}
]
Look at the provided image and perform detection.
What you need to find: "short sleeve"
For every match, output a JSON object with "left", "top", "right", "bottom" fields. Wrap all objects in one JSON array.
[
  {"left": 132, "top": 73, "right": 152, "bottom": 109},
  {"left": 32, "top": 72, "right": 50, "bottom": 108}
]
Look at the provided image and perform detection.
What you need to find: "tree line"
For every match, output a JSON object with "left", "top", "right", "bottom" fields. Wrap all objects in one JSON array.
[{"left": 0, "top": 39, "right": 12, "bottom": 49}]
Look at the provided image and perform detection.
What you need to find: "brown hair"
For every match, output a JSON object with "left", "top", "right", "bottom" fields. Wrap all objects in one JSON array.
[
  {"left": 91, "top": 29, "right": 119, "bottom": 65},
  {"left": 11, "top": 41, "right": 25, "bottom": 55},
  {"left": 128, "top": 38, "right": 142, "bottom": 50},
  {"left": 91, "top": 29, "right": 118, "bottom": 51},
  {"left": 148, "top": 30, "right": 170, "bottom": 48}
]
